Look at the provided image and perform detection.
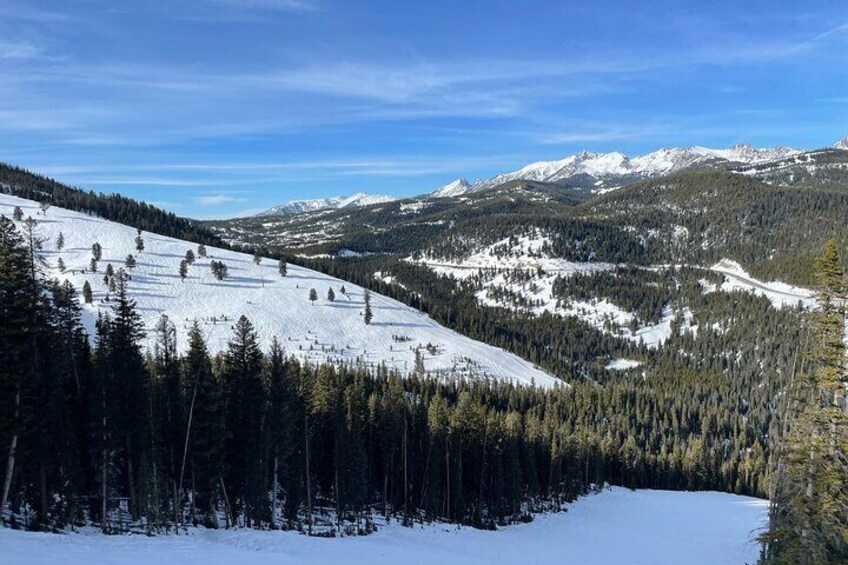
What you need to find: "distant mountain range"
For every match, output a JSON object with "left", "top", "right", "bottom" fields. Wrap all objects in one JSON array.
[
  {"left": 431, "top": 143, "right": 804, "bottom": 198},
  {"left": 256, "top": 137, "right": 848, "bottom": 216},
  {"left": 258, "top": 192, "right": 396, "bottom": 217}
]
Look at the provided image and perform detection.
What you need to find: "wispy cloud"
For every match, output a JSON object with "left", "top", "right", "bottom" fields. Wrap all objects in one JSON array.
[
  {"left": 194, "top": 194, "right": 249, "bottom": 206},
  {"left": 205, "top": 0, "right": 317, "bottom": 12},
  {"left": 0, "top": 40, "right": 41, "bottom": 59}
]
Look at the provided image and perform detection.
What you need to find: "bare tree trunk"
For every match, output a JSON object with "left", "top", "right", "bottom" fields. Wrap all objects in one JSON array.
[
  {"left": 39, "top": 464, "right": 48, "bottom": 525},
  {"left": 272, "top": 455, "right": 278, "bottom": 529},
  {"left": 219, "top": 477, "right": 233, "bottom": 529},
  {"left": 178, "top": 381, "right": 198, "bottom": 526},
  {"left": 445, "top": 437, "right": 450, "bottom": 521},
  {"left": 304, "top": 411, "right": 312, "bottom": 536},
  {"left": 0, "top": 390, "right": 19, "bottom": 523},
  {"left": 126, "top": 434, "right": 137, "bottom": 520},
  {"left": 403, "top": 413, "right": 409, "bottom": 524},
  {"left": 335, "top": 465, "right": 341, "bottom": 531},
  {"left": 101, "top": 386, "right": 108, "bottom": 533}
]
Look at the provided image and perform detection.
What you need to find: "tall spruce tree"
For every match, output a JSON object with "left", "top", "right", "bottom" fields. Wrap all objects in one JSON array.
[
  {"left": 764, "top": 239, "right": 848, "bottom": 564},
  {"left": 104, "top": 269, "right": 148, "bottom": 520},
  {"left": 221, "top": 316, "right": 268, "bottom": 526},
  {"left": 183, "top": 322, "right": 224, "bottom": 528}
]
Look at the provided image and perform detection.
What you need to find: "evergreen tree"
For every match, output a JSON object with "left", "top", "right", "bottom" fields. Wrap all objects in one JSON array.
[
  {"left": 101, "top": 269, "right": 149, "bottom": 520},
  {"left": 221, "top": 316, "right": 268, "bottom": 525},
  {"left": 266, "top": 337, "right": 300, "bottom": 527},
  {"left": 57, "top": 257, "right": 66, "bottom": 273},
  {"left": 82, "top": 280, "right": 93, "bottom": 303},
  {"left": 135, "top": 228, "right": 145, "bottom": 253},
  {"left": 184, "top": 249, "right": 195, "bottom": 265},
  {"left": 125, "top": 254, "right": 136, "bottom": 270},
  {"left": 764, "top": 239, "right": 848, "bottom": 564},
  {"left": 364, "top": 290, "right": 373, "bottom": 325},
  {"left": 197, "top": 244, "right": 207, "bottom": 258},
  {"left": 92, "top": 242, "right": 102, "bottom": 261},
  {"left": 12, "top": 205, "right": 23, "bottom": 221},
  {"left": 56, "top": 231, "right": 65, "bottom": 250},
  {"left": 327, "top": 287, "right": 335, "bottom": 302},
  {"left": 90, "top": 257, "right": 98, "bottom": 272},
  {"left": 309, "top": 288, "right": 318, "bottom": 305},
  {"left": 183, "top": 322, "right": 224, "bottom": 527},
  {"left": 253, "top": 252, "right": 261, "bottom": 265},
  {"left": 278, "top": 259, "right": 287, "bottom": 277},
  {"left": 179, "top": 259, "right": 188, "bottom": 281},
  {"left": 211, "top": 260, "right": 227, "bottom": 281}
]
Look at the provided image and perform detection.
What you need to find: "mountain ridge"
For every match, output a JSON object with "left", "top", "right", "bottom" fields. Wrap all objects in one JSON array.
[
  {"left": 431, "top": 143, "right": 803, "bottom": 198},
  {"left": 258, "top": 192, "right": 396, "bottom": 217}
]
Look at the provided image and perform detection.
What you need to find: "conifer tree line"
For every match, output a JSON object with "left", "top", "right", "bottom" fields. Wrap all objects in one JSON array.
[
  {"left": 0, "top": 164, "right": 223, "bottom": 249},
  {"left": 1, "top": 212, "right": 778, "bottom": 534}
]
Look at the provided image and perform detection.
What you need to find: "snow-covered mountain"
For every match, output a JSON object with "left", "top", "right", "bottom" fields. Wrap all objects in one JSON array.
[
  {"left": 258, "top": 192, "right": 396, "bottom": 216},
  {"left": 431, "top": 143, "right": 800, "bottom": 197},
  {"left": 835, "top": 136, "right": 848, "bottom": 150},
  {"left": 1, "top": 193, "right": 557, "bottom": 388},
  {"left": 432, "top": 178, "right": 472, "bottom": 198}
]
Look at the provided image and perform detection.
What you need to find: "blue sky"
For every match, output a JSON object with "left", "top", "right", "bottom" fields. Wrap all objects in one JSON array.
[{"left": 1, "top": 0, "right": 847, "bottom": 218}]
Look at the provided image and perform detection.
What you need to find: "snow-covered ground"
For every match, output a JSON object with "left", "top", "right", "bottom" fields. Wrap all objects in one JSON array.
[
  {"left": 710, "top": 259, "right": 815, "bottom": 309},
  {"left": 605, "top": 358, "right": 642, "bottom": 371},
  {"left": 411, "top": 234, "right": 686, "bottom": 349},
  {"left": 0, "top": 488, "right": 768, "bottom": 565},
  {"left": 412, "top": 231, "right": 615, "bottom": 275},
  {"left": 0, "top": 194, "right": 557, "bottom": 388}
]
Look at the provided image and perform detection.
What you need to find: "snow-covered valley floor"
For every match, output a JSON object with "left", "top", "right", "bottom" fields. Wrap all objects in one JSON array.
[{"left": 1, "top": 488, "right": 768, "bottom": 565}]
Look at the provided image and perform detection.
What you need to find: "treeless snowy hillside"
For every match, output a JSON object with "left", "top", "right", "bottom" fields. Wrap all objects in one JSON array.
[
  {"left": 0, "top": 488, "right": 768, "bottom": 565},
  {"left": 0, "top": 194, "right": 557, "bottom": 388}
]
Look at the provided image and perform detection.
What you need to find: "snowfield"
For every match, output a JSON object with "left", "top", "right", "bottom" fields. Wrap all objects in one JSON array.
[
  {"left": 0, "top": 488, "right": 768, "bottom": 565},
  {"left": 0, "top": 194, "right": 557, "bottom": 388},
  {"left": 710, "top": 259, "right": 815, "bottom": 309}
]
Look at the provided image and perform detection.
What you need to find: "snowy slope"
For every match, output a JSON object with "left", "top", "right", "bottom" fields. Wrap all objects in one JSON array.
[
  {"left": 432, "top": 178, "right": 472, "bottom": 198},
  {"left": 258, "top": 192, "right": 396, "bottom": 217},
  {"left": 710, "top": 259, "right": 815, "bottom": 309},
  {"left": 0, "top": 194, "right": 557, "bottom": 388},
  {"left": 431, "top": 143, "right": 800, "bottom": 197},
  {"left": 0, "top": 488, "right": 768, "bottom": 565},
  {"left": 835, "top": 136, "right": 848, "bottom": 150}
]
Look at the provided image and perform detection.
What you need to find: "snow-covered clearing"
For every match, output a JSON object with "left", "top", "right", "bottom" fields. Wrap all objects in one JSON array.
[
  {"left": 412, "top": 231, "right": 614, "bottom": 276},
  {"left": 0, "top": 194, "right": 557, "bottom": 388},
  {"left": 710, "top": 259, "right": 815, "bottom": 309},
  {"left": 605, "top": 358, "right": 642, "bottom": 371},
  {"left": 1, "top": 488, "right": 768, "bottom": 565},
  {"left": 411, "top": 233, "right": 682, "bottom": 349}
]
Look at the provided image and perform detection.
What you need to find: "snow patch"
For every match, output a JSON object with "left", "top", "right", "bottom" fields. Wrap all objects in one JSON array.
[
  {"left": 710, "top": 259, "right": 815, "bottom": 309},
  {"left": 605, "top": 359, "right": 642, "bottom": 371}
]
